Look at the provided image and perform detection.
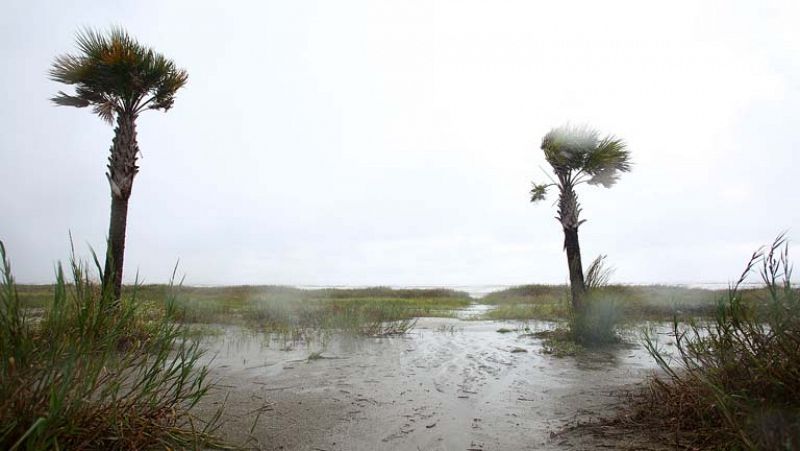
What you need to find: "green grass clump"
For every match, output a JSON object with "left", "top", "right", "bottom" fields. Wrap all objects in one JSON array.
[
  {"left": 639, "top": 235, "right": 800, "bottom": 450},
  {"left": 0, "top": 242, "right": 222, "bottom": 450},
  {"left": 533, "top": 329, "right": 584, "bottom": 357}
]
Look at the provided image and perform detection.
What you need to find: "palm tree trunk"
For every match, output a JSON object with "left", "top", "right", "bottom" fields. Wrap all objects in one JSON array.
[
  {"left": 557, "top": 177, "right": 586, "bottom": 312},
  {"left": 563, "top": 226, "right": 585, "bottom": 311},
  {"left": 102, "top": 111, "right": 139, "bottom": 301},
  {"left": 104, "top": 195, "right": 129, "bottom": 300}
]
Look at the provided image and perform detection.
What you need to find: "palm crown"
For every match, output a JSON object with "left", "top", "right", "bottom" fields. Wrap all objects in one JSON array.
[
  {"left": 50, "top": 28, "right": 188, "bottom": 122},
  {"left": 531, "top": 125, "right": 631, "bottom": 202}
]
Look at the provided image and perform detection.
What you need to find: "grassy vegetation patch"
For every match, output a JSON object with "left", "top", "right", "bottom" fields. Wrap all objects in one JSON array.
[
  {"left": 0, "top": 243, "right": 224, "bottom": 450},
  {"left": 480, "top": 283, "right": 773, "bottom": 323},
  {"left": 628, "top": 236, "right": 800, "bottom": 450},
  {"left": 533, "top": 329, "right": 584, "bottom": 357},
  {"left": 17, "top": 285, "right": 470, "bottom": 337}
]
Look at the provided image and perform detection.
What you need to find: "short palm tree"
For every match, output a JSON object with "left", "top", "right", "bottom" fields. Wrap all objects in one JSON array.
[
  {"left": 50, "top": 28, "right": 188, "bottom": 300},
  {"left": 530, "top": 125, "right": 631, "bottom": 312}
]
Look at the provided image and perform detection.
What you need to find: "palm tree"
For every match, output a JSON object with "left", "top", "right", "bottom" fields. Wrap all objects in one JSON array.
[
  {"left": 530, "top": 125, "right": 631, "bottom": 312},
  {"left": 50, "top": 28, "right": 188, "bottom": 300}
]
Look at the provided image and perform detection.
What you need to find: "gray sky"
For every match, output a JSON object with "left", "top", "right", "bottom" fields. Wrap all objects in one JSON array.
[{"left": 1, "top": 1, "right": 798, "bottom": 286}]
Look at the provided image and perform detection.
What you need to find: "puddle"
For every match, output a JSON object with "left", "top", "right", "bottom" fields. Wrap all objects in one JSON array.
[{"left": 454, "top": 303, "right": 497, "bottom": 319}]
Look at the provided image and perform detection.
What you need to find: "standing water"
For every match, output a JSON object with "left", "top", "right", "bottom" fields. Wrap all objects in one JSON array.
[{"left": 196, "top": 318, "right": 674, "bottom": 450}]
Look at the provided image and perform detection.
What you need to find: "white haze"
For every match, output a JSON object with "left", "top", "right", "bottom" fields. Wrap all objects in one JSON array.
[{"left": 1, "top": 1, "right": 798, "bottom": 287}]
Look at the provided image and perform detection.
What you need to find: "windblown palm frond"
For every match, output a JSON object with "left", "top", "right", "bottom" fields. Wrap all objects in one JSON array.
[
  {"left": 51, "top": 91, "right": 90, "bottom": 108},
  {"left": 530, "top": 183, "right": 550, "bottom": 202},
  {"left": 585, "top": 137, "right": 631, "bottom": 172},
  {"left": 540, "top": 124, "right": 601, "bottom": 171},
  {"left": 584, "top": 136, "right": 631, "bottom": 187},
  {"left": 50, "top": 27, "right": 188, "bottom": 122},
  {"left": 534, "top": 124, "right": 632, "bottom": 192}
]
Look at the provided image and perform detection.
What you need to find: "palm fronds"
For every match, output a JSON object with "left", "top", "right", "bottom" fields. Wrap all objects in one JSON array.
[
  {"left": 529, "top": 182, "right": 550, "bottom": 202},
  {"left": 530, "top": 124, "right": 631, "bottom": 205},
  {"left": 541, "top": 124, "right": 601, "bottom": 171},
  {"left": 538, "top": 124, "right": 631, "bottom": 182},
  {"left": 50, "top": 27, "right": 188, "bottom": 121}
]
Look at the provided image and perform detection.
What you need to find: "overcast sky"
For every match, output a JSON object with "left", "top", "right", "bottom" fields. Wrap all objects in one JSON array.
[{"left": 1, "top": 1, "right": 798, "bottom": 287}]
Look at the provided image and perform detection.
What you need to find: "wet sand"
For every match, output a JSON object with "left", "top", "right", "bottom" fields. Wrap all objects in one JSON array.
[{"left": 196, "top": 316, "right": 670, "bottom": 450}]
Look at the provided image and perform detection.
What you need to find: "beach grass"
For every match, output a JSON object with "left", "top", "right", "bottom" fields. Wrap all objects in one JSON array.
[
  {"left": 636, "top": 236, "right": 800, "bottom": 449},
  {"left": 0, "top": 242, "right": 224, "bottom": 450}
]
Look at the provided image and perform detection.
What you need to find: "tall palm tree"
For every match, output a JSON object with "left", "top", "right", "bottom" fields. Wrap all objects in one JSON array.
[
  {"left": 530, "top": 125, "right": 631, "bottom": 312},
  {"left": 50, "top": 28, "right": 188, "bottom": 300}
]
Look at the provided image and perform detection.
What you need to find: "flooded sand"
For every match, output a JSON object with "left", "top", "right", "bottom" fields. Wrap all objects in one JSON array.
[{"left": 197, "top": 317, "right": 670, "bottom": 450}]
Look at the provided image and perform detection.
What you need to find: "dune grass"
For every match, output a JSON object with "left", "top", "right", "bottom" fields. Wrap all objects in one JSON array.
[
  {"left": 0, "top": 242, "right": 224, "bottom": 450},
  {"left": 630, "top": 235, "right": 800, "bottom": 450}
]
